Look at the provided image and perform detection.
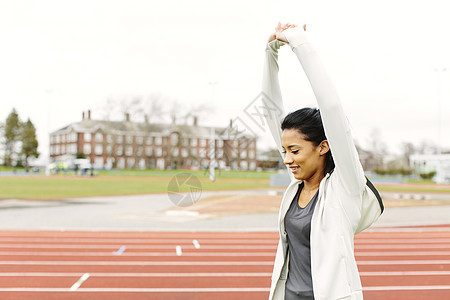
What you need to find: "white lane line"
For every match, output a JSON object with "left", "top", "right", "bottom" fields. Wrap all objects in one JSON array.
[
  {"left": 0, "top": 286, "right": 450, "bottom": 292},
  {"left": 357, "top": 260, "right": 450, "bottom": 265},
  {"left": 0, "top": 244, "right": 277, "bottom": 250},
  {"left": 355, "top": 251, "right": 450, "bottom": 256},
  {"left": 363, "top": 285, "right": 450, "bottom": 291},
  {"left": 356, "top": 239, "right": 450, "bottom": 244},
  {"left": 69, "top": 273, "right": 90, "bottom": 291},
  {"left": 0, "top": 251, "right": 276, "bottom": 257},
  {"left": 0, "top": 238, "right": 278, "bottom": 244},
  {"left": 356, "top": 244, "right": 450, "bottom": 250},
  {"left": 193, "top": 240, "right": 200, "bottom": 249},
  {"left": 0, "top": 261, "right": 274, "bottom": 266},
  {"left": 0, "top": 287, "right": 272, "bottom": 292},
  {"left": 0, "top": 272, "right": 273, "bottom": 277},
  {"left": 112, "top": 246, "right": 126, "bottom": 255},
  {"left": 360, "top": 271, "right": 450, "bottom": 276},
  {"left": 1, "top": 271, "right": 449, "bottom": 277}
]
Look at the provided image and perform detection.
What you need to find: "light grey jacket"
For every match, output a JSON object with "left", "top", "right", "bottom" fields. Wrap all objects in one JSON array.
[{"left": 262, "top": 28, "right": 384, "bottom": 300}]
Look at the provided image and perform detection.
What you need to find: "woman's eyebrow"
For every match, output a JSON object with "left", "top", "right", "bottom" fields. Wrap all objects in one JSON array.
[{"left": 281, "top": 144, "right": 300, "bottom": 149}]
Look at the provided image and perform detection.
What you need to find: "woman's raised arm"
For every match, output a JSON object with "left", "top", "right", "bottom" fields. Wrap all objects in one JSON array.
[{"left": 280, "top": 26, "right": 366, "bottom": 196}]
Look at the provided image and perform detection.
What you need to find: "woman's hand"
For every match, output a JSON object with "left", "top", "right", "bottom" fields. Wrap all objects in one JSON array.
[{"left": 268, "top": 22, "right": 306, "bottom": 43}]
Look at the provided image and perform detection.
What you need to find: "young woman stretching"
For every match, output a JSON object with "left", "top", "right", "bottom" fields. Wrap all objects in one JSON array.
[{"left": 262, "top": 22, "right": 384, "bottom": 300}]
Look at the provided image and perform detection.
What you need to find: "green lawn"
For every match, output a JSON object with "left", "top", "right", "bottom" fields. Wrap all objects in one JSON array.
[{"left": 0, "top": 174, "right": 271, "bottom": 200}]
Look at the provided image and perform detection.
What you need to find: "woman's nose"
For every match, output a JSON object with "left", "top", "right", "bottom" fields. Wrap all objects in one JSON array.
[{"left": 283, "top": 153, "right": 293, "bottom": 165}]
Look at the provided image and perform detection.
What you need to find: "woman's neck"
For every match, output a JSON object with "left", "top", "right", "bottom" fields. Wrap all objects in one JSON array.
[{"left": 302, "top": 172, "right": 324, "bottom": 192}]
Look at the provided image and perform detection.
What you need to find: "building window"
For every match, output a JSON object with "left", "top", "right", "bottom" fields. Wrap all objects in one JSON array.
[
  {"left": 61, "top": 135, "right": 66, "bottom": 143},
  {"left": 106, "top": 145, "right": 112, "bottom": 154},
  {"left": 116, "top": 135, "right": 123, "bottom": 144},
  {"left": 249, "top": 150, "right": 255, "bottom": 159},
  {"left": 146, "top": 147, "right": 153, "bottom": 156},
  {"left": 95, "top": 144, "right": 103, "bottom": 155},
  {"left": 83, "top": 144, "right": 91, "bottom": 155},
  {"left": 84, "top": 133, "right": 91, "bottom": 142},
  {"left": 199, "top": 149, "right": 206, "bottom": 158},
  {"left": 55, "top": 135, "right": 60, "bottom": 143},
  {"left": 241, "top": 150, "right": 247, "bottom": 159},
  {"left": 126, "top": 135, "right": 133, "bottom": 144},
  {"left": 217, "top": 140, "right": 224, "bottom": 148},
  {"left": 146, "top": 136, "right": 153, "bottom": 145},
  {"left": 200, "top": 139, "right": 206, "bottom": 147},
  {"left": 171, "top": 133, "right": 178, "bottom": 146},
  {"left": 71, "top": 133, "right": 77, "bottom": 142},
  {"left": 155, "top": 137, "right": 162, "bottom": 145},
  {"left": 172, "top": 148, "right": 179, "bottom": 156},
  {"left": 182, "top": 138, "right": 188, "bottom": 146},
  {"left": 136, "top": 146, "right": 143, "bottom": 156},
  {"left": 127, "top": 158, "right": 135, "bottom": 169},
  {"left": 125, "top": 146, "right": 133, "bottom": 156},
  {"left": 95, "top": 133, "right": 103, "bottom": 143},
  {"left": 117, "top": 158, "right": 125, "bottom": 169},
  {"left": 240, "top": 160, "right": 248, "bottom": 170},
  {"left": 191, "top": 138, "right": 197, "bottom": 147},
  {"left": 116, "top": 146, "right": 123, "bottom": 156},
  {"left": 136, "top": 136, "right": 144, "bottom": 144},
  {"left": 182, "top": 148, "right": 188, "bottom": 157},
  {"left": 107, "top": 135, "right": 112, "bottom": 143},
  {"left": 156, "top": 147, "right": 162, "bottom": 156},
  {"left": 217, "top": 149, "right": 223, "bottom": 158}
]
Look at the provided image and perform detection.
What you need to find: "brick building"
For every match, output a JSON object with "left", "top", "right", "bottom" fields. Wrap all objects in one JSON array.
[{"left": 49, "top": 111, "right": 257, "bottom": 170}]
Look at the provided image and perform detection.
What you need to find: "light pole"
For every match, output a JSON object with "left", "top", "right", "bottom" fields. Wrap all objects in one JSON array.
[
  {"left": 208, "top": 81, "right": 218, "bottom": 182},
  {"left": 434, "top": 67, "right": 447, "bottom": 183}
]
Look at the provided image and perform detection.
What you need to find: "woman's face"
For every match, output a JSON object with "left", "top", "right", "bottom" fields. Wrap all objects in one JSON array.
[{"left": 281, "top": 129, "right": 327, "bottom": 181}]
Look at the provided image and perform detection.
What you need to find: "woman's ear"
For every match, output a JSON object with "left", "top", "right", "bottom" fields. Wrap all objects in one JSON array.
[{"left": 318, "top": 140, "right": 330, "bottom": 156}]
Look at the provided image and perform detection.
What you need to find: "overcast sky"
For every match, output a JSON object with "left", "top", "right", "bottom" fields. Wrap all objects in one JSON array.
[{"left": 1, "top": 0, "right": 449, "bottom": 163}]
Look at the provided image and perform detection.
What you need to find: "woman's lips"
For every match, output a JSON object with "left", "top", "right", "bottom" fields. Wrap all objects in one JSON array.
[{"left": 290, "top": 166, "right": 299, "bottom": 173}]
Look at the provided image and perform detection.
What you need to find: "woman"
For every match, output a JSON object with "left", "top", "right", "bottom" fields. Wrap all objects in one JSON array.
[{"left": 262, "top": 23, "right": 384, "bottom": 300}]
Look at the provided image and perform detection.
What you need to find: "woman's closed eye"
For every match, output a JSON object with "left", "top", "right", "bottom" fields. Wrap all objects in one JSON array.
[{"left": 281, "top": 150, "right": 299, "bottom": 154}]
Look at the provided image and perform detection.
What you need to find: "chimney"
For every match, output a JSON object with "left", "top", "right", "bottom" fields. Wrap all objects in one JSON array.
[
  {"left": 125, "top": 113, "right": 130, "bottom": 122},
  {"left": 172, "top": 116, "right": 176, "bottom": 124},
  {"left": 193, "top": 116, "right": 198, "bottom": 126},
  {"left": 88, "top": 110, "right": 91, "bottom": 120},
  {"left": 229, "top": 119, "right": 233, "bottom": 128},
  {"left": 82, "top": 112, "right": 85, "bottom": 120},
  {"left": 144, "top": 114, "right": 149, "bottom": 123}
]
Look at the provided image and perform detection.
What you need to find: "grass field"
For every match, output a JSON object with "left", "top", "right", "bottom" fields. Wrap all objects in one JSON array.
[
  {"left": 0, "top": 170, "right": 274, "bottom": 200},
  {"left": 1, "top": 169, "right": 450, "bottom": 200}
]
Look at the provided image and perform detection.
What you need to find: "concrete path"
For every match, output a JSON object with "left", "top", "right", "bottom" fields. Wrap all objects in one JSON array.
[{"left": 0, "top": 189, "right": 449, "bottom": 231}]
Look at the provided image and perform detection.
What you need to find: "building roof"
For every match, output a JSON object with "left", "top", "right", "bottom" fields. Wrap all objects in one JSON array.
[{"left": 51, "top": 119, "right": 257, "bottom": 140}]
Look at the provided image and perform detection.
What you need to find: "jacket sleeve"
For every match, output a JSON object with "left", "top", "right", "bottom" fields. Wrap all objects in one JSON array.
[
  {"left": 261, "top": 40, "right": 295, "bottom": 181},
  {"left": 283, "top": 27, "right": 366, "bottom": 197}
]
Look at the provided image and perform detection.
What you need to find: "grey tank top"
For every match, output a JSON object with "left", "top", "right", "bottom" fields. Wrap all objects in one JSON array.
[{"left": 284, "top": 183, "right": 319, "bottom": 300}]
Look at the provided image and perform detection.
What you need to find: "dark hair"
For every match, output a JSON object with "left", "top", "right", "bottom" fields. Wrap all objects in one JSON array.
[{"left": 281, "top": 107, "right": 335, "bottom": 176}]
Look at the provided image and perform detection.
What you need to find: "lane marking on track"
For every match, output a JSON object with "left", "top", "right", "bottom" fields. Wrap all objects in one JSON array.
[
  {"left": 363, "top": 285, "right": 450, "bottom": 291},
  {"left": 356, "top": 239, "right": 450, "bottom": 244},
  {"left": 0, "top": 238, "right": 278, "bottom": 244},
  {"left": 0, "top": 261, "right": 274, "bottom": 265},
  {"left": 355, "top": 251, "right": 450, "bottom": 256},
  {"left": 69, "top": 273, "right": 90, "bottom": 291},
  {"left": 0, "top": 244, "right": 277, "bottom": 250},
  {"left": 176, "top": 246, "right": 182, "bottom": 256},
  {"left": 0, "top": 272, "right": 273, "bottom": 277},
  {"left": 0, "top": 251, "right": 276, "bottom": 256},
  {"left": 0, "top": 287, "right": 272, "bottom": 292},
  {"left": 360, "top": 271, "right": 450, "bottom": 276},
  {"left": 357, "top": 260, "right": 450, "bottom": 265},
  {"left": 112, "top": 246, "right": 126, "bottom": 255},
  {"left": 356, "top": 244, "right": 450, "bottom": 249},
  {"left": 193, "top": 240, "right": 200, "bottom": 249}
]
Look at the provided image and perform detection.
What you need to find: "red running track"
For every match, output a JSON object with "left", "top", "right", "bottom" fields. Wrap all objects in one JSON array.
[{"left": 0, "top": 226, "right": 449, "bottom": 299}]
